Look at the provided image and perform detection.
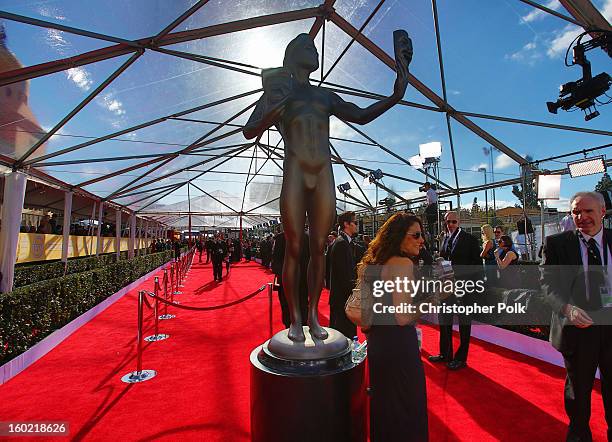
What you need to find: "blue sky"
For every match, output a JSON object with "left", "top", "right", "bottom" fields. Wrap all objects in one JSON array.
[{"left": 0, "top": 0, "right": 610, "bottom": 214}]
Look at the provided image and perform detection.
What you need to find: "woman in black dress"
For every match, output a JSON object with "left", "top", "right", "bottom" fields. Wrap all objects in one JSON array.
[
  {"left": 494, "top": 235, "right": 520, "bottom": 290},
  {"left": 358, "top": 213, "right": 428, "bottom": 442}
]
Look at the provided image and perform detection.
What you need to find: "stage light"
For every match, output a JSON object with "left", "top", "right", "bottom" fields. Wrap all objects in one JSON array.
[
  {"left": 408, "top": 155, "right": 424, "bottom": 168},
  {"left": 337, "top": 182, "right": 351, "bottom": 192},
  {"left": 419, "top": 142, "right": 442, "bottom": 159},
  {"left": 568, "top": 156, "right": 606, "bottom": 178},
  {"left": 537, "top": 174, "right": 561, "bottom": 200},
  {"left": 368, "top": 169, "right": 384, "bottom": 184}
]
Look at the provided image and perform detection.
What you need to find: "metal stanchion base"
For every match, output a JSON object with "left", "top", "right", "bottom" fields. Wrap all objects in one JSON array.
[
  {"left": 121, "top": 369, "right": 157, "bottom": 383},
  {"left": 172, "top": 300, "right": 181, "bottom": 305},
  {"left": 144, "top": 334, "right": 169, "bottom": 342},
  {"left": 158, "top": 314, "right": 175, "bottom": 320}
]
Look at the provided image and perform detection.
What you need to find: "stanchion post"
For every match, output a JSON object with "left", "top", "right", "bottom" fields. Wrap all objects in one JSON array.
[
  {"left": 121, "top": 291, "right": 157, "bottom": 383},
  {"left": 153, "top": 277, "right": 159, "bottom": 336},
  {"left": 268, "top": 282, "right": 273, "bottom": 339},
  {"left": 159, "top": 267, "right": 176, "bottom": 320}
]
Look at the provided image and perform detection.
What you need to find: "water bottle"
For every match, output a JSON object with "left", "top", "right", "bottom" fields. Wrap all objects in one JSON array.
[
  {"left": 356, "top": 340, "right": 368, "bottom": 363},
  {"left": 351, "top": 336, "right": 359, "bottom": 363}
]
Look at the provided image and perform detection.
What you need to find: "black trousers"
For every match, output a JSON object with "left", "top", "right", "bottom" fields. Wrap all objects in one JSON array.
[
  {"left": 424, "top": 203, "right": 438, "bottom": 237},
  {"left": 330, "top": 302, "right": 357, "bottom": 339},
  {"left": 212, "top": 260, "right": 223, "bottom": 281},
  {"left": 276, "top": 275, "right": 290, "bottom": 328},
  {"left": 562, "top": 325, "right": 612, "bottom": 441},
  {"left": 206, "top": 249, "right": 212, "bottom": 263},
  {"left": 438, "top": 311, "right": 472, "bottom": 362},
  {"left": 276, "top": 275, "right": 307, "bottom": 328}
]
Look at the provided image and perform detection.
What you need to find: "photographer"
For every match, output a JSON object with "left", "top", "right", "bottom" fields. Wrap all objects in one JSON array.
[{"left": 421, "top": 182, "right": 438, "bottom": 238}]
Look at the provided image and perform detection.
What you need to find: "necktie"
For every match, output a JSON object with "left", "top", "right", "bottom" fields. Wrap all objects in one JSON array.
[
  {"left": 586, "top": 238, "right": 604, "bottom": 309},
  {"left": 445, "top": 231, "right": 457, "bottom": 256}
]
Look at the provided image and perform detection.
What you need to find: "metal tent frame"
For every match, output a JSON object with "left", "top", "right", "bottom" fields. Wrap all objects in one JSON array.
[{"left": 0, "top": 0, "right": 610, "bottom": 230}]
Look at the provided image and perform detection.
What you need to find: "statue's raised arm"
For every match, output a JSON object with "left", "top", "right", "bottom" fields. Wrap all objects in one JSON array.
[
  {"left": 243, "top": 68, "right": 293, "bottom": 139},
  {"left": 329, "top": 30, "right": 412, "bottom": 124}
]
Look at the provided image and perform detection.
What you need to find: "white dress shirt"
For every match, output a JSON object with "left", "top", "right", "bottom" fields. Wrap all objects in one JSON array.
[
  {"left": 577, "top": 228, "right": 612, "bottom": 306},
  {"left": 426, "top": 188, "right": 438, "bottom": 205}
]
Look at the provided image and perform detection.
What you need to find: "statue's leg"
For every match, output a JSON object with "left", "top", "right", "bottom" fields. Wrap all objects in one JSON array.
[
  {"left": 280, "top": 165, "right": 307, "bottom": 342},
  {"left": 306, "top": 166, "right": 336, "bottom": 340}
]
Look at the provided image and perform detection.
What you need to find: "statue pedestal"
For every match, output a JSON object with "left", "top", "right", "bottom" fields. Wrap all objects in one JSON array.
[{"left": 250, "top": 327, "right": 367, "bottom": 442}]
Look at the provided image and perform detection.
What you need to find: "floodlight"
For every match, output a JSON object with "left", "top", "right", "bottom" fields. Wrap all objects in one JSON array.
[
  {"left": 568, "top": 156, "right": 606, "bottom": 178},
  {"left": 408, "top": 155, "right": 424, "bottom": 168},
  {"left": 537, "top": 174, "right": 561, "bottom": 200},
  {"left": 368, "top": 169, "right": 384, "bottom": 183},
  {"left": 337, "top": 182, "right": 351, "bottom": 192},
  {"left": 419, "top": 142, "right": 442, "bottom": 159}
]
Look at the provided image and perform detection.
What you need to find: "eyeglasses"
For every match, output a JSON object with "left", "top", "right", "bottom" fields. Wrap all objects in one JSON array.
[
  {"left": 446, "top": 220, "right": 458, "bottom": 224},
  {"left": 406, "top": 232, "right": 423, "bottom": 239},
  {"left": 494, "top": 231, "right": 502, "bottom": 234}
]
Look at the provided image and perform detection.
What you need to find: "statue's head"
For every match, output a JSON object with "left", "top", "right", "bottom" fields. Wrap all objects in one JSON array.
[{"left": 283, "top": 33, "right": 319, "bottom": 74}]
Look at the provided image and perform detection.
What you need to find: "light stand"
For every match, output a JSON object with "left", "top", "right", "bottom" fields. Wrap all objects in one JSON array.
[
  {"left": 418, "top": 142, "right": 443, "bottom": 249},
  {"left": 337, "top": 182, "right": 351, "bottom": 212},
  {"left": 368, "top": 170, "right": 383, "bottom": 234},
  {"left": 537, "top": 173, "right": 561, "bottom": 261},
  {"left": 478, "top": 167, "right": 488, "bottom": 224}
]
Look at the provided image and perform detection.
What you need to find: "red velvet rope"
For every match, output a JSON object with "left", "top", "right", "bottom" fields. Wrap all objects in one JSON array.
[{"left": 142, "top": 284, "right": 268, "bottom": 311}]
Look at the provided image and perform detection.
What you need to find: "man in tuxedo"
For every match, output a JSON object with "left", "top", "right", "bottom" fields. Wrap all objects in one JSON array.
[
  {"left": 329, "top": 211, "right": 359, "bottom": 338},
  {"left": 429, "top": 211, "right": 482, "bottom": 370},
  {"left": 542, "top": 191, "right": 612, "bottom": 441}
]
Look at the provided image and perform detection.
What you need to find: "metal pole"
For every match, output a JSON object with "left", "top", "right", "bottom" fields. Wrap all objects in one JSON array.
[
  {"left": 483, "top": 169, "right": 488, "bottom": 224},
  {"left": 521, "top": 164, "right": 530, "bottom": 260},
  {"left": 375, "top": 184, "right": 378, "bottom": 234},
  {"left": 268, "top": 282, "right": 273, "bottom": 339},
  {"left": 489, "top": 146, "right": 496, "bottom": 218},
  {"left": 188, "top": 183, "right": 192, "bottom": 247},
  {"left": 120, "top": 290, "right": 157, "bottom": 383},
  {"left": 540, "top": 200, "right": 545, "bottom": 262},
  {"left": 136, "top": 291, "right": 144, "bottom": 374}
]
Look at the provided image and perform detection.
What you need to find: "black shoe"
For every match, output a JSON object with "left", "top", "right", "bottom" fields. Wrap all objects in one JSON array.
[
  {"left": 428, "top": 355, "right": 447, "bottom": 363},
  {"left": 447, "top": 360, "right": 467, "bottom": 370}
]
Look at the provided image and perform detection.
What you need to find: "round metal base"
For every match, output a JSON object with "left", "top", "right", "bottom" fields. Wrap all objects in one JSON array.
[
  {"left": 121, "top": 369, "right": 156, "bottom": 383},
  {"left": 144, "top": 334, "right": 169, "bottom": 342},
  {"left": 158, "top": 314, "right": 175, "bottom": 320},
  {"left": 267, "top": 326, "right": 349, "bottom": 361}
]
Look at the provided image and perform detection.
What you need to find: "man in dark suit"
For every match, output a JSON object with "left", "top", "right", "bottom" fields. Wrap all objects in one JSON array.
[
  {"left": 329, "top": 211, "right": 359, "bottom": 339},
  {"left": 211, "top": 234, "right": 228, "bottom": 282},
  {"left": 429, "top": 211, "right": 482, "bottom": 370},
  {"left": 542, "top": 191, "right": 612, "bottom": 441}
]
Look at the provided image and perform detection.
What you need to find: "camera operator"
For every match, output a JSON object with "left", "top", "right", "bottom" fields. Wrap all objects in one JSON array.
[{"left": 421, "top": 182, "right": 438, "bottom": 239}]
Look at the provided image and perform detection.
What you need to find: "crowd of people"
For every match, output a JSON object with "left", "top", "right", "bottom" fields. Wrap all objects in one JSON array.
[{"left": 257, "top": 190, "right": 610, "bottom": 442}]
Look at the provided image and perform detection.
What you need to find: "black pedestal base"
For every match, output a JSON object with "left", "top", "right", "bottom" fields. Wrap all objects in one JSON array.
[{"left": 250, "top": 343, "right": 367, "bottom": 442}]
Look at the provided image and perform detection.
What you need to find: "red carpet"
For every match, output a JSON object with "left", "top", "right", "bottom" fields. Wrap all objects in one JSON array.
[{"left": 0, "top": 260, "right": 607, "bottom": 441}]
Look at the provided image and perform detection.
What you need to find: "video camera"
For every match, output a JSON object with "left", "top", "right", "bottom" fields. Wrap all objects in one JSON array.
[
  {"left": 418, "top": 183, "right": 437, "bottom": 192},
  {"left": 547, "top": 32, "right": 611, "bottom": 121}
]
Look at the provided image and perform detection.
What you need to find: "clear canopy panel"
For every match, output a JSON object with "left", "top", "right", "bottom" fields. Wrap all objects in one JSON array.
[
  {"left": 0, "top": 0, "right": 197, "bottom": 40},
  {"left": 0, "top": 0, "right": 609, "bottom": 219}
]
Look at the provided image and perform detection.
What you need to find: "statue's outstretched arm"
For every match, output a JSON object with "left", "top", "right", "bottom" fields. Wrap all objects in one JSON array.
[
  {"left": 330, "top": 32, "right": 411, "bottom": 125},
  {"left": 329, "top": 62, "right": 408, "bottom": 125}
]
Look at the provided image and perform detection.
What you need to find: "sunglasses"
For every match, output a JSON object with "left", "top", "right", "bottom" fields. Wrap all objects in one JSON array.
[
  {"left": 406, "top": 232, "right": 424, "bottom": 239},
  {"left": 446, "top": 220, "right": 458, "bottom": 224}
]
